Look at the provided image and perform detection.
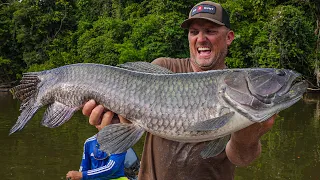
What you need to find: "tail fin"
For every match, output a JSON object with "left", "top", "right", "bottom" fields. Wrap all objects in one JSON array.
[{"left": 9, "top": 73, "right": 41, "bottom": 135}]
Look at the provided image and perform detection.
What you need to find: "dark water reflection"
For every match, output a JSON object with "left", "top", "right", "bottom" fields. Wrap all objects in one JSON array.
[
  {"left": 235, "top": 93, "right": 320, "bottom": 180},
  {"left": 1, "top": 92, "right": 320, "bottom": 179},
  {"left": 0, "top": 92, "right": 99, "bottom": 180}
]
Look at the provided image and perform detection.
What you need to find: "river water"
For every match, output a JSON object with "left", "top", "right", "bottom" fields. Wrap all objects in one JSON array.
[{"left": 0, "top": 92, "right": 319, "bottom": 180}]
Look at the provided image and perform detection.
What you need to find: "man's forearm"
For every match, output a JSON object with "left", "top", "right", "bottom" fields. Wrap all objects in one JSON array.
[
  {"left": 225, "top": 137, "right": 261, "bottom": 166},
  {"left": 225, "top": 116, "right": 275, "bottom": 166}
]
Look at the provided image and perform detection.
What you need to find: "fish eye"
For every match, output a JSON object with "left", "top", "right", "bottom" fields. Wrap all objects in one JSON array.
[{"left": 276, "top": 69, "right": 286, "bottom": 76}]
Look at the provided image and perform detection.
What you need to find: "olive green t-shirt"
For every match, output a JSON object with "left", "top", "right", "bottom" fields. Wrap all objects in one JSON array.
[{"left": 137, "top": 57, "right": 235, "bottom": 180}]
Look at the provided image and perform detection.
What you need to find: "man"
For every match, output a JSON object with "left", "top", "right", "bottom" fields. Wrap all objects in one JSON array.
[
  {"left": 66, "top": 121, "right": 128, "bottom": 180},
  {"left": 82, "top": 1, "right": 276, "bottom": 179}
]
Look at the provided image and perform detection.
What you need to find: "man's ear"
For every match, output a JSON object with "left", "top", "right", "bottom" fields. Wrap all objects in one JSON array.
[{"left": 226, "top": 30, "right": 235, "bottom": 46}]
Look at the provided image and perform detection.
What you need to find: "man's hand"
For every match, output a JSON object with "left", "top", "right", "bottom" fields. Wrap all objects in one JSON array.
[
  {"left": 82, "top": 100, "right": 130, "bottom": 130},
  {"left": 66, "top": 171, "right": 82, "bottom": 180},
  {"left": 226, "top": 114, "right": 277, "bottom": 166}
]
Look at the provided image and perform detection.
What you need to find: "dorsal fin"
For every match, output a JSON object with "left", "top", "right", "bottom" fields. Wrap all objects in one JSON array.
[{"left": 119, "top": 61, "right": 173, "bottom": 74}]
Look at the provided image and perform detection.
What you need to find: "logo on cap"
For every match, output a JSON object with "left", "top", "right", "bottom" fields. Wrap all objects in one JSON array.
[{"left": 191, "top": 4, "right": 216, "bottom": 16}]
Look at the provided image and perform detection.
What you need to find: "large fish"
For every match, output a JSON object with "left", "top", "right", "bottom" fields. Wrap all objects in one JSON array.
[{"left": 10, "top": 62, "right": 307, "bottom": 158}]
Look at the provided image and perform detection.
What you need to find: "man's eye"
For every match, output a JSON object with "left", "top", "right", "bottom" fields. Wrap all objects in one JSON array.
[
  {"left": 189, "top": 30, "right": 199, "bottom": 35},
  {"left": 207, "top": 30, "right": 216, "bottom": 34}
]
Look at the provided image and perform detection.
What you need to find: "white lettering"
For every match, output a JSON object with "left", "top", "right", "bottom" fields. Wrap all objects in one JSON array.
[{"left": 204, "top": 7, "right": 214, "bottom": 11}]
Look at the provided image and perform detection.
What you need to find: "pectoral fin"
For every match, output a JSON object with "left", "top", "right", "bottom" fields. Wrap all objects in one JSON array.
[
  {"left": 200, "top": 135, "right": 231, "bottom": 159},
  {"left": 97, "top": 123, "right": 145, "bottom": 154},
  {"left": 41, "top": 101, "right": 78, "bottom": 128},
  {"left": 188, "top": 112, "right": 234, "bottom": 131}
]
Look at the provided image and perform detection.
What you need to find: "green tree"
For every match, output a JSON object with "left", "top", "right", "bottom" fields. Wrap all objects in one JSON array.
[
  {"left": 77, "top": 17, "right": 130, "bottom": 65},
  {"left": 0, "top": 0, "right": 23, "bottom": 81},
  {"left": 0, "top": 0, "right": 319, "bottom": 86},
  {"left": 224, "top": 0, "right": 317, "bottom": 84},
  {"left": 117, "top": 12, "right": 188, "bottom": 64}
]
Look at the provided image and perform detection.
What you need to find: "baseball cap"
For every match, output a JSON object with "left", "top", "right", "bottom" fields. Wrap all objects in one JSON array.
[{"left": 181, "top": 1, "right": 230, "bottom": 29}]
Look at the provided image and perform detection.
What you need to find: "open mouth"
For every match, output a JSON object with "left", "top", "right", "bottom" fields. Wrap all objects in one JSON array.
[{"left": 197, "top": 47, "right": 211, "bottom": 57}]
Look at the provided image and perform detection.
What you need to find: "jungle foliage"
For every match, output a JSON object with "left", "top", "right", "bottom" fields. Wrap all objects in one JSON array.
[{"left": 0, "top": 0, "right": 319, "bottom": 86}]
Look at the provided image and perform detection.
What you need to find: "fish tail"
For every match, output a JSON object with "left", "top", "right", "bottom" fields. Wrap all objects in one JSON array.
[
  {"left": 9, "top": 105, "right": 40, "bottom": 135},
  {"left": 9, "top": 73, "right": 41, "bottom": 135},
  {"left": 10, "top": 74, "right": 40, "bottom": 103}
]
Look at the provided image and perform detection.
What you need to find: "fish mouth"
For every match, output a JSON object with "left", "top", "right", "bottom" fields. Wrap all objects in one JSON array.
[
  {"left": 221, "top": 69, "right": 308, "bottom": 122},
  {"left": 246, "top": 69, "right": 303, "bottom": 104},
  {"left": 271, "top": 79, "right": 308, "bottom": 104}
]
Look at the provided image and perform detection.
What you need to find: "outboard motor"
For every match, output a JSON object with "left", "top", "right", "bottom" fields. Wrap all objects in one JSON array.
[{"left": 124, "top": 148, "right": 140, "bottom": 180}]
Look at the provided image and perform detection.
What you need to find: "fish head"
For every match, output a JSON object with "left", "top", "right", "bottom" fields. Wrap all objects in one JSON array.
[{"left": 221, "top": 68, "right": 308, "bottom": 122}]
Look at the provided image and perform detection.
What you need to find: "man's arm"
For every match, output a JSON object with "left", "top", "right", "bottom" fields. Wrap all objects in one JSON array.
[
  {"left": 66, "top": 153, "right": 127, "bottom": 180},
  {"left": 226, "top": 115, "right": 276, "bottom": 166},
  {"left": 81, "top": 153, "right": 127, "bottom": 180}
]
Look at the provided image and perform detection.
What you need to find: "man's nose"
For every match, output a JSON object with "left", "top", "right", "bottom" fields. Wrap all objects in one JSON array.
[{"left": 197, "top": 32, "right": 207, "bottom": 42}]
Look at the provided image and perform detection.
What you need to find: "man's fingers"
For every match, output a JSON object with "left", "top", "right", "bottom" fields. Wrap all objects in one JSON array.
[
  {"left": 101, "top": 111, "right": 114, "bottom": 127},
  {"left": 82, "top": 99, "right": 132, "bottom": 128},
  {"left": 119, "top": 115, "right": 131, "bottom": 124},
  {"left": 95, "top": 111, "right": 114, "bottom": 130},
  {"left": 89, "top": 105, "right": 104, "bottom": 125},
  {"left": 66, "top": 171, "right": 73, "bottom": 179},
  {"left": 82, "top": 99, "right": 96, "bottom": 116}
]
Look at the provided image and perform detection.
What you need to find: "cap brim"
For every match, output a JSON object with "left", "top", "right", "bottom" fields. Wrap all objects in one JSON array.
[{"left": 180, "top": 17, "right": 225, "bottom": 29}]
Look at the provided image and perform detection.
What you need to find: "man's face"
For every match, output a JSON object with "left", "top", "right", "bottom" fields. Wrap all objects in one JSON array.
[{"left": 188, "top": 19, "right": 234, "bottom": 72}]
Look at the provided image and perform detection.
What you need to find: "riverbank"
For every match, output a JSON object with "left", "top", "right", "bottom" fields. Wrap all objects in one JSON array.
[
  {"left": 0, "top": 81, "right": 16, "bottom": 92},
  {"left": 307, "top": 87, "right": 320, "bottom": 93}
]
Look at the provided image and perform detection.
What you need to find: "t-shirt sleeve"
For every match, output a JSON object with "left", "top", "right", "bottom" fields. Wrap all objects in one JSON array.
[
  {"left": 151, "top": 57, "right": 193, "bottom": 73},
  {"left": 151, "top": 57, "right": 171, "bottom": 69}
]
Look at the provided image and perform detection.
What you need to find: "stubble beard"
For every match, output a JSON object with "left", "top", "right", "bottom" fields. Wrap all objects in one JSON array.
[{"left": 191, "top": 46, "right": 228, "bottom": 71}]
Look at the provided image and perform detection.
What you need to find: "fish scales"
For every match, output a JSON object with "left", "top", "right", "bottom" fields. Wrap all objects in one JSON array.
[
  {"left": 10, "top": 62, "right": 308, "bottom": 158},
  {"left": 20, "top": 64, "right": 219, "bottom": 133}
]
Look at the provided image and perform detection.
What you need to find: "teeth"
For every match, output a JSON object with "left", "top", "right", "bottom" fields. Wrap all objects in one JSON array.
[{"left": 198, "top": 47, "right": 210, "bottom": 51}]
